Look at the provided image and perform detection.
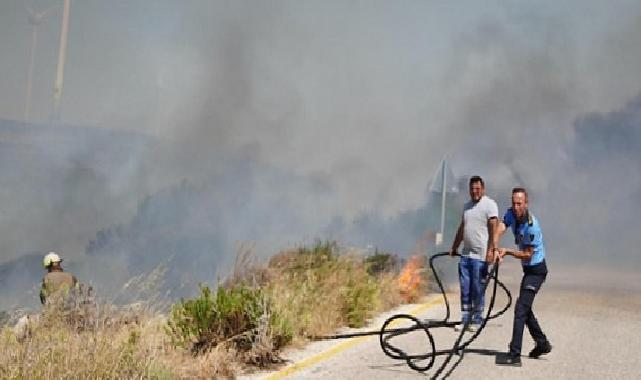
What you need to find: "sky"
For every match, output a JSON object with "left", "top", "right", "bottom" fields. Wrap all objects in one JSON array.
[{"left": 1, "top": 0, "right": 641, "bottom": 305}]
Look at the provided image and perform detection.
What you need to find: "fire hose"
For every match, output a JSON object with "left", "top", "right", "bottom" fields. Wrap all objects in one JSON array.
[{"left": 311, "top": 252, "right": 512, "bottom": 379}]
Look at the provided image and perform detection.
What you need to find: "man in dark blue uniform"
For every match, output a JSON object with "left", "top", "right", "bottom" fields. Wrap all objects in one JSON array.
[{"left": 493, "top": 187, "right": 552, "bottom": 366}]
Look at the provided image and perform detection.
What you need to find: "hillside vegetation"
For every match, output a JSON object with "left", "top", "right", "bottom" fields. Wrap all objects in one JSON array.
[{"left": 0, "top": 242, "right": 427, "bottom": 379}]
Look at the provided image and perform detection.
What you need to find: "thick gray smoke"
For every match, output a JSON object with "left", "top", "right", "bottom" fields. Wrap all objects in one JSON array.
[
  {"left": 548, "top": 95, "right": 641, "bottom": 267},
  {"left": 1, "top": 1, "right": 641, "bottom": 309}
]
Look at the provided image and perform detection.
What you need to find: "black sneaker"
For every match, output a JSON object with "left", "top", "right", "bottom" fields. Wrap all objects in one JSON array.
[
  {"left": 529, "top": 342, "right": 552, "bottom": 358},
  {"left": 496, "top": 353, "right": 522, "bottom": 366}
]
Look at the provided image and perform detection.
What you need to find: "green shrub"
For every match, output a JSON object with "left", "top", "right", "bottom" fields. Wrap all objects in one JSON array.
[
  {"left": 166, "top": 284, "right": 266, "bottom": 353},
  {"left": 267, "top": 308, "right": 294, "bottom": 348},
  {"left": 343, "top": 270, "right": 380, "bottom": 327}
]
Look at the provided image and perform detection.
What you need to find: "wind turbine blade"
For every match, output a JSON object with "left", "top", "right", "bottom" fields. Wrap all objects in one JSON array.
[
  {"left": 23, "top": 0, "right": 35, "bottom": 18},
  {"left": 38, "top": 4, "right": 60, "bottom": 18}
]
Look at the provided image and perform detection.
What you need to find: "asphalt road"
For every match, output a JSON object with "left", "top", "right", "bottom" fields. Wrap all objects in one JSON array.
[{"left": 242, "top": 260, "right": 641, "bottom": 380}]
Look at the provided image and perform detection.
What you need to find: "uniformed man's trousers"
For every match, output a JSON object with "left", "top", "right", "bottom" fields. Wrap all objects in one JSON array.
[{"left": 509, "top": 260, "right": 548, "bottom": 356}]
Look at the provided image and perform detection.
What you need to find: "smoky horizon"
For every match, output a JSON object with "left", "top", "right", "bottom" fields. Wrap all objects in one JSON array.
[{"left": 1, "top": 0, "right": 640, "bottom": 309}]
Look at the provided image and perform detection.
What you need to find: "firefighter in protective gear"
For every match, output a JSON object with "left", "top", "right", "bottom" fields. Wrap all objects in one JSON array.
[{"left": 40, "top": 252, "right": 78, "bottom": 305}]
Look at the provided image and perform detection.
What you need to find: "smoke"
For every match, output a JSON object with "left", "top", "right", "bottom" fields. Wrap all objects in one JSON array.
[
  {"left": 1, "top": 1, "right": 641, "bottom": 308},
  {"left": 546, "top": 95, "right": 641, "bottom": 267}
]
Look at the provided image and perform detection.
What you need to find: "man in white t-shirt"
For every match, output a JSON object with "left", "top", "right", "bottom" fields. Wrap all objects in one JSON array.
[{"left": 449, "top": 176, "right": 499, "bottom": 331}]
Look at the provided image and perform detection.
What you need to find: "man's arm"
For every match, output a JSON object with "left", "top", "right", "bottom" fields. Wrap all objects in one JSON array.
[
  {"left": 39, "top": 280, "right": 47, "bottom": 305},
  {"left": 449, "top": 219, "right": 464, "bottom": 256},
  {"left": 491, "top": 221, "right": 507, "bottom": 262},
  {"left": 492, "top": 221, "right": 506, "bottom": 251},
  {"left": 497, "top": 219, "right": 539, "bottom": 261},
  {"left": 500, "top": 246, "right": 534, "bottom": 260},
  {"left": 486, "top": 217, "right": 498, "bottom": 262}
]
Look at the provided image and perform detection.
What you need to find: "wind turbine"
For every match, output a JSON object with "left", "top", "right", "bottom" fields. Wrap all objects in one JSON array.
[
  {"left": 23, "top": 0, "right": 58, "bottom": 122},
  {"left": 52, "top": 0, "right": 71, "bottom": 123}
]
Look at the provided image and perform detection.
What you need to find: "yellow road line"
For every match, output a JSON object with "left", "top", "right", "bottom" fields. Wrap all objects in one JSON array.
[{"left": 264, "top": 295, "right": 444, "bottom": 380}]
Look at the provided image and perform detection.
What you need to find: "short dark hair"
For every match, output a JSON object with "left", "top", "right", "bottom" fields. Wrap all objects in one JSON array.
[
  {"left": 512, "top": 187, "right": 528, "bottom": 200},
  {"left": 469, "top": 175, "right": 484, "bottom": 188}
]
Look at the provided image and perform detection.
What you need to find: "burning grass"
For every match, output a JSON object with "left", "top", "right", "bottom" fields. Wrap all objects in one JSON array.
[
  {"left": 397, "top": 255, "right": 429, "bottom": 303},
  {"left": 0, "top": 242, "right": 429, "bottom": 379}
]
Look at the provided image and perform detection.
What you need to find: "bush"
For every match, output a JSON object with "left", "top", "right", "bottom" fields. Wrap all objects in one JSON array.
[
  {"left": 365, "top": 250, "right": 399, "bottom": 276},
  {"left": 268, "top": 240, "right": 339, "bottom": 273},
  {"left": 342, "top": 267, "right": 380, "bottom": 327},
  {"left": 166, "top": 284, "right": 267, "bottom": 353},
  {"left": 266, "top": 241, "right": 401, "bottom": 339}
]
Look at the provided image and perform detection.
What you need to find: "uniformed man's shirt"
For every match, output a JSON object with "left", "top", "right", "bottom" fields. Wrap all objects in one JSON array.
[{"left": 502, "top": 208, "right": 546, "bottom": 266}]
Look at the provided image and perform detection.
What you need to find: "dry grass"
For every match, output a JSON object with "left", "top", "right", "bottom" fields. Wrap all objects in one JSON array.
[
  {"left": 0, "top": 306, "right": 249, "bottom": 380},
  {"left": 0, "top": 310, "right": 169, "bottom": 379},
  {"left": 0, "top": 242, "right": 424, "bottom": 379},
  {"left": 265, "top": 244, "right": 403, "bottom": 342}
]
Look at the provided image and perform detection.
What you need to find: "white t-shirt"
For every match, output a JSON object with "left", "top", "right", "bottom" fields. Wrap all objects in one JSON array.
[{"left": 462, "top": 195, "right": 499, "bottom": 261}]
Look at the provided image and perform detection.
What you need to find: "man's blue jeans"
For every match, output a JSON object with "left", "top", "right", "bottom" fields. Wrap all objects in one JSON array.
[{"left": 458, "top": 256, "right": 488, "bottom": 325}]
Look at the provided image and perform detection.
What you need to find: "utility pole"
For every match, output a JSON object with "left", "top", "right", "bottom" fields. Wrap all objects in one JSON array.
[
  {"left": 52, "top": 0, "right": 70, "bottom": 123},
  {"left": 436, "top": 159, "right": 447, "bottom": 246}
]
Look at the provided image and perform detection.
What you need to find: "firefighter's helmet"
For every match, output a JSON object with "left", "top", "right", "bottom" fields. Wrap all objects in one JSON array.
[{"left": 43, "top": 252, "right": 62, "bottom": 268}]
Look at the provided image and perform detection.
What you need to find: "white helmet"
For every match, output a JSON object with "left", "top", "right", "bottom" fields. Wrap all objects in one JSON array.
[{"left": 43, "top": 252, "right": 62, "bottom": 268}]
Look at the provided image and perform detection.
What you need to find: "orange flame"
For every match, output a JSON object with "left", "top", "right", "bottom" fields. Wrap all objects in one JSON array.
[{"left": 398, "top": 255, "right": 423, "bottom": 302}]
